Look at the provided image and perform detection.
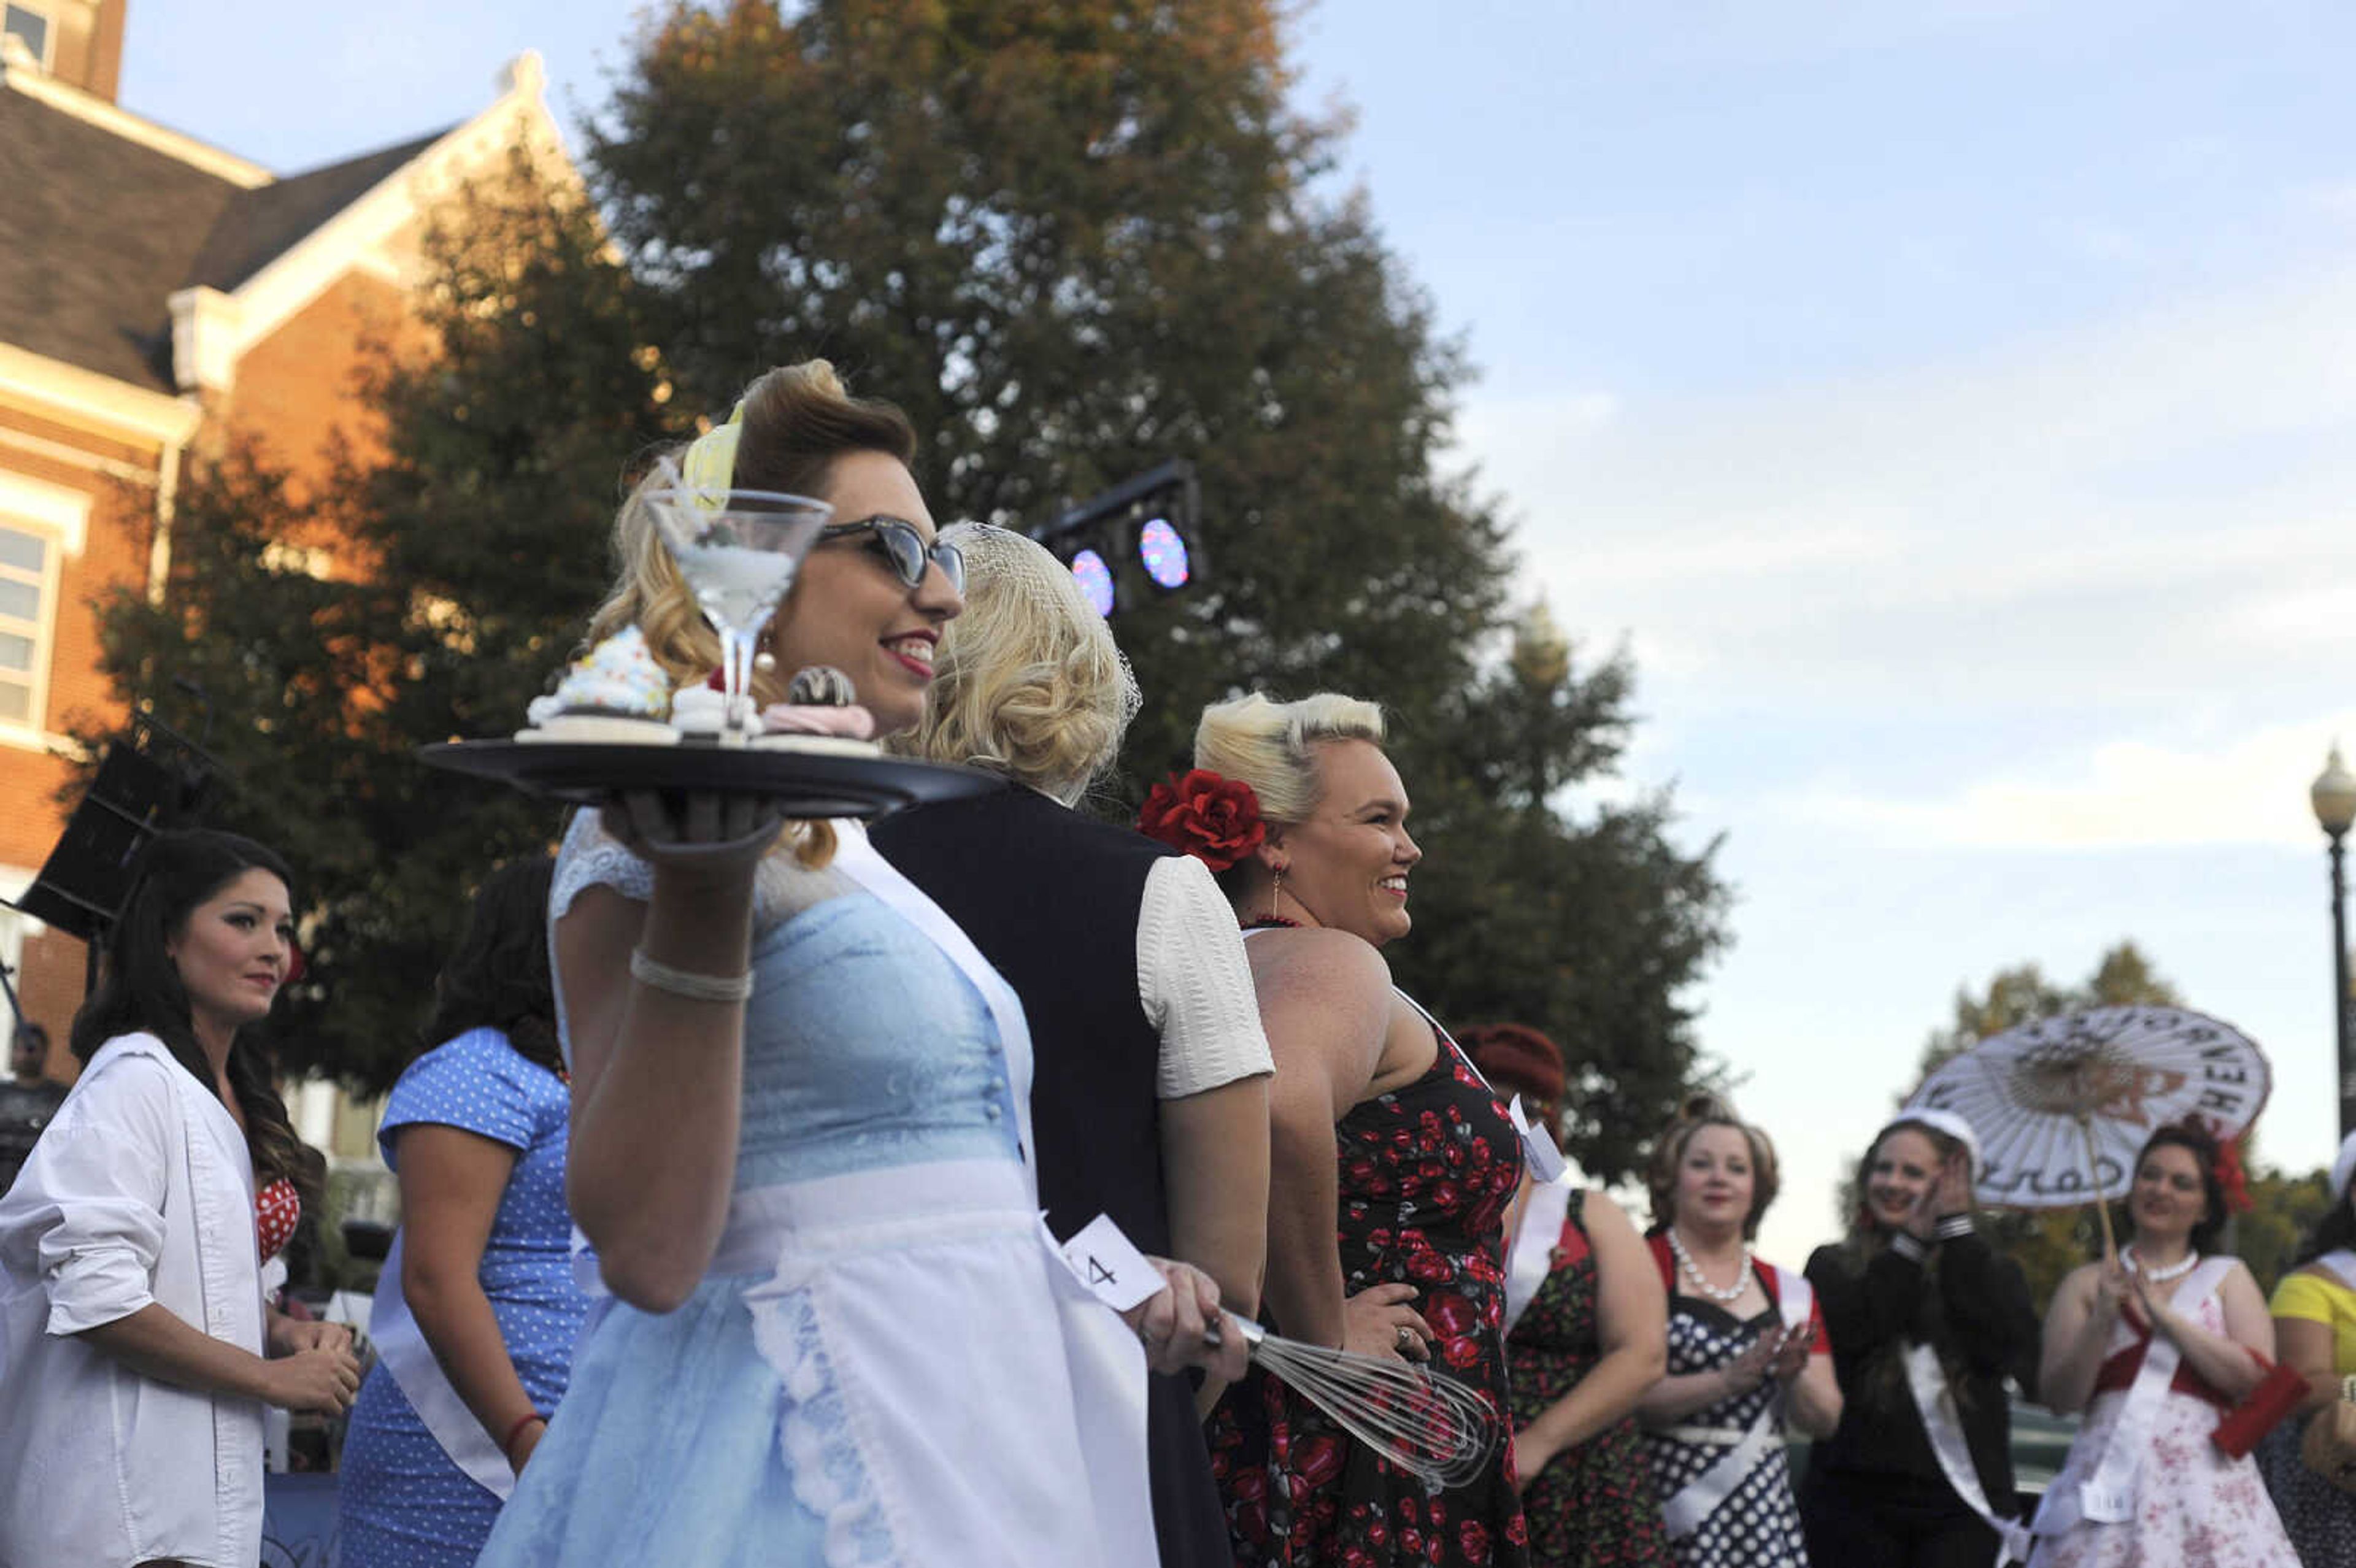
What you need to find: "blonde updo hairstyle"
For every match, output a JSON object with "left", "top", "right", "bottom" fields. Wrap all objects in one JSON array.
[
  {"left": 1193, "top": 691, "right": 1387, "bottom": 824},
  {"left": 896, "top": 525, "right": 1141, "bottom": 805},
  {"left": 1647, "top": 1093, "right": 1782, "bottom": 1240},
  {"left": 584, "top": 359, "right": 918, "bottom": 864}
]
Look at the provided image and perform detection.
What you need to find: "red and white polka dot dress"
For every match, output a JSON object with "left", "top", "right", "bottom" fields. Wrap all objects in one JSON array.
[{"left": 255, "top": 1177, "right": 301, "bottom": 1263}]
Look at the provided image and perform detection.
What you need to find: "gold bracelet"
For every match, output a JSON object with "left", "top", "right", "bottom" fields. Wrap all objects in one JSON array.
[{"left": 628, "top": 948, "right": 754, "bottom": 1004}]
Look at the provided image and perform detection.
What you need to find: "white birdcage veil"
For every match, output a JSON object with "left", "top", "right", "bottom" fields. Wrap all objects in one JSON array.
[{"left": 922, "top": 523, "right": 1143, "bottom": 801}]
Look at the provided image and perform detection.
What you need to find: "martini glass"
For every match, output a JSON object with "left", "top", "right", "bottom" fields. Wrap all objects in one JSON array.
[{"left": 641, "top": 478, "right": 834, "bottom": 720}]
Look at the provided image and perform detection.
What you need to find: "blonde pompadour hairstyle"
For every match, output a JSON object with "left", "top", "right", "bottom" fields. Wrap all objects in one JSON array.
[
  {"left": 897, "top": 525, "right": 1141, "bottom": 805},
  {"left": 580, "top": 359, "right": 917, "bottom": 866},
  {"left": 1191, "top": 691, "right": 1386, "bottom": 826}
]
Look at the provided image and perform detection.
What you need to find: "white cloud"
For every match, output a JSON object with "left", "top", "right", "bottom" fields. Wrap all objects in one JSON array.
[
  {"left": 1458, "top": 259, "right": 2356, "bottom": 724},
  {"left": 1776, "top": 713, "right": 2356, "bottom": 850}
]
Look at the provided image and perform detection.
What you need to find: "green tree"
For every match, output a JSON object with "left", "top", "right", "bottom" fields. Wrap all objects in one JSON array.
[
  {"left": 587, "top": 0, "right": 1727, "bottom": 1180},
  {"left": 85, "top": 158, "right": 678, "bottom": 1088},
  {"left": 86, "top": 2, "right": 1730, "bottom": 1157}
]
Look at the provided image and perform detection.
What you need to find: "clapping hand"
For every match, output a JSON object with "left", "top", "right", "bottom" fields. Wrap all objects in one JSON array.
[
  {"left": 1722, "top": 1325, "right": 1790, "bottom": 1397},
  {"left": 1766, "top": 1323, "right": 1812, "bottom": 1384}
]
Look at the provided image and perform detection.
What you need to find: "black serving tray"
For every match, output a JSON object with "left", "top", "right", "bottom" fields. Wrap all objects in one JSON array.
[{"left": 417, "top": 737, "right": 1004, "bottom": 819}]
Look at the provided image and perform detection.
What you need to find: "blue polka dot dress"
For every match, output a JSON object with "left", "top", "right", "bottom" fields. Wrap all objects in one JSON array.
[{"left": 337, "top": 1028, "right": 588, "bottom": 1568}]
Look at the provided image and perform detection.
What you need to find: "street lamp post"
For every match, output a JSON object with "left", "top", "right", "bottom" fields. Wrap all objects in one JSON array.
[{"left": 2312, "top": 744, "right": 2356, "bottom": 1140}]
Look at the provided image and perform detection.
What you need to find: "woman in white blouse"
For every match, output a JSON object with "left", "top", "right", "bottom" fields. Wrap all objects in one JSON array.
[
  {"left": 877, "top": 522, "right": 1271, "bottom": 1568},
  {"left": 0, "top": 829, "right": 361, "bottom": 1568}
]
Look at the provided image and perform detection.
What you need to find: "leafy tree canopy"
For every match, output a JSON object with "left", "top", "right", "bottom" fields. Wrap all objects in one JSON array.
[{"left": 87, "top": 1, "right": 1730, "bottom": 1173}]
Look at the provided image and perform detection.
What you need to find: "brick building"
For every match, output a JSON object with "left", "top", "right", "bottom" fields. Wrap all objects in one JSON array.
[{"left": 0, "top": 1, "right": 567, "bottom": 1156}]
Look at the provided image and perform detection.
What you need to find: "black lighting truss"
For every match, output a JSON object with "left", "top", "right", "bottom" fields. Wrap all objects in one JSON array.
[{"left": 1026, "top": 458, "right": 1203, "bottom": 615}]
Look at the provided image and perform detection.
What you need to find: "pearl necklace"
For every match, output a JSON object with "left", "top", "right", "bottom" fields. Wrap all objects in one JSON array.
[
  {"left": 1668, "top": 1226, "right": 1754, "bottom": 1303},
  {"left": 2123, "top": 1245, "right": 2197, "bottom": 1283}
]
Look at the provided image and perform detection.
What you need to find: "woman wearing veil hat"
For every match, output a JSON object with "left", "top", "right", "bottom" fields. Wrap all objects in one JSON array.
[
  {"left": 875, "top": 521, "right": 1268, "bottom": 1567},
  {"left": 1798, "top": 1109, "right": 2041, "bottom": 1567}
]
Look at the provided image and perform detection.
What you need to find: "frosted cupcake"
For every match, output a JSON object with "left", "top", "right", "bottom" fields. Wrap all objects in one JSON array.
[
  {"left": 518, "top": 626, "right": 678, "bottom": 745},
  {"left": 752, "top": 664, "right": 878, "bottom": 752}
]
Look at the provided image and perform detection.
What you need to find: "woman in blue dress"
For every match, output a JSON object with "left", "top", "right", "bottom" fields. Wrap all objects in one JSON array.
[
  {"left": 337, "top": 855, "right": 588, "bottom": 1566},
  {"left": 477, "top": 361, "right": 1198, "bottom": 1567}
]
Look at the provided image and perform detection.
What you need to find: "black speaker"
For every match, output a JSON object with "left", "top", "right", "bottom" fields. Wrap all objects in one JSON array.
[{"left": 9, "top": 715, "right": 220, "bottom": 942}]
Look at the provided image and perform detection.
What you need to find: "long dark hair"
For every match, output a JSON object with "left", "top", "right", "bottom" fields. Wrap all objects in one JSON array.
[
  {"left": 422, "top": 855, "right": 561, "bottom": 1077},
  {"left": 1842, "top": 1117, "right": 1981, "bottom": 1412},
  {"left": 69, "top": 829, "right": 320, "bottom": 1213},
  {"left": 2128, "top": 1121, "right": 2230, "bottom": 1255}
]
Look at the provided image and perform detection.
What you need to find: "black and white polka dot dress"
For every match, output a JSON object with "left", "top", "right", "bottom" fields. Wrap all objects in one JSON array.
[{"left": 1642, "top": 1244, "right": 1812, "bottom": 1568}]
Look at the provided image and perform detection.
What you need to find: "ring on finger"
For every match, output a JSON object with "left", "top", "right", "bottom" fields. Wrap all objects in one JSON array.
[{"left": 1395, "top": 1324, "right": 1417, "bottom": 1353}]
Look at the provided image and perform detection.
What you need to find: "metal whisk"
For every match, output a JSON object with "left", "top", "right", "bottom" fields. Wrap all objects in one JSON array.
[{"left": 1209, "top": 1317, "right": 1501, "bottom": 1490}]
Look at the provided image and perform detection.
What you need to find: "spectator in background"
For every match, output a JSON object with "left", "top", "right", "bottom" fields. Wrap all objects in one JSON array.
[
  {"left": 1636, "top": 1094, "right": 1839, "bottom": 1568},
  {"left": 0, "top": 1020, "right": 67, "bottom": 1193},
  {"left": 2028, "top": 1121, "right": 2295, "bottom": 1567},
  {"left": 879, "top": 523, "right": 1270, "bottom": 1568},
  {"left": 337, "top": 855, "right": 591, "bottom": 1568},
  {"left": 0, "top": 829, "right": 360, "bottom": 1568},
  {"left": 1469, "top": 1022, "right": 1672, "bottom": 1568},
  {"left": 2255, "top": 1129, "right": 2356, "bottom": 1562},
  {"left": 1800, "top": 1112, "right": 2038, "bottom": 1568}
]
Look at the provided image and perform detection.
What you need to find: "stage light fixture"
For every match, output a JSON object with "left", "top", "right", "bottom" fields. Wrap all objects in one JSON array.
[
  {"left": 1069, "top": 549, "right": 1116, "bottom": 617},
  {"left": 1137, "top": 517, "right": 1190, "bottom": 590}
]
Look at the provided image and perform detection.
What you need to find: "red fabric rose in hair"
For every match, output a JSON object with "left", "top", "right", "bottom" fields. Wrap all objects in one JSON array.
[{"left": 1136, "top": 768, "right": 1267, "bottom": 871}]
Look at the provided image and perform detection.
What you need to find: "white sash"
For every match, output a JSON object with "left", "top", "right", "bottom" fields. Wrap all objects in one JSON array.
[
  {"left": 1503, "top": 1178, "right": 1573, "bottom": 1333},
  {"left": 2036, "top": 1255, "right": 2231, "bottom": 1531},
  {"left": 1902, "top": 1340, "right": 2030, "bottom": 1564},
  {"left": 2317, "top": 1248, "right": 2356, "bottom": 1293},
  {"left": 831, "top": 823, "right": 1036, "bottom": 1175},
  {"left": 1660, "top": 1403, "right": 1782, "bottom": 1540},
  {"left": 1658, "top": 1262, "right": 1813, "bottom": 1540},
  {"left": 368, "top": 1232, "right": 515, "bottom": 1499},
  {"left": 826, "top": 820, "right": 1152, "bottom": 1563}
]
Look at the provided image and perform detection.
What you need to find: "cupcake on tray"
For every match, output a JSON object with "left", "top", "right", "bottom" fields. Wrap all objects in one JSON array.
[
  {"left": 518, "top": 627, "right": 676, "bottom": 745},
  {"left": 750, "top": 664, "right": 879, "bottom": 753}
]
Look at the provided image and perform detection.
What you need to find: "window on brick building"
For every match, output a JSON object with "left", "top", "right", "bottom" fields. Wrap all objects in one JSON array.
[
  {"left": 0, "top": 523, "right": 52, "bottom": 729},
  {"left": 1, "top": 4, "right": 50, "bottom": 68}
]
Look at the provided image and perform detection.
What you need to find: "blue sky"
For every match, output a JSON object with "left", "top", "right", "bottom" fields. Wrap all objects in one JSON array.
[{"left": 123, "top": 2, "right": 2356, "bottom": 1265}]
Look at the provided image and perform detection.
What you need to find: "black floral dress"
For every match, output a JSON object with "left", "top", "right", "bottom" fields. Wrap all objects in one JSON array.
[
  {"left": 1506, "top": 1190, "right": 1673, "bottom": 1567},
  {"left": 1209, "top": 1007, "right": 1530, "bottom": 1567}
]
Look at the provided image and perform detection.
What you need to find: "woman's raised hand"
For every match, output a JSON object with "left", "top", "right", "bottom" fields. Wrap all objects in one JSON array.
[
  {"left": 1766, "top": 1323, "right": 1812, "bottom": 1385},
  {"left": 599, "top": 790, "right": 785, "bottom": 878},
  {"left": 1930, "top": 1149, "right": 1974, "bottom": 1219},
  {"left": 1720, "top": 1325, "right": 1788, "bottom": 1397}
]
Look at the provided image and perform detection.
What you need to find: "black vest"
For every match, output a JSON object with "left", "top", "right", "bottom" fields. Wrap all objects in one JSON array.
[
  {"left": 871, "top": 785, "right": 1174, "bottom": 1251},
  {"left": 872, "top": 786, "right": 1228, "bottom": 1568}
]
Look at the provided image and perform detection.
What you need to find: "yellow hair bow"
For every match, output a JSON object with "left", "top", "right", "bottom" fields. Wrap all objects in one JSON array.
[{"left": 679, "top": 400, "right": 746, "bottom": 511}]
